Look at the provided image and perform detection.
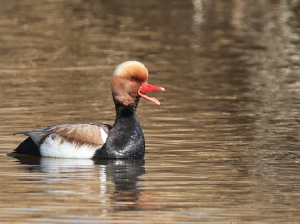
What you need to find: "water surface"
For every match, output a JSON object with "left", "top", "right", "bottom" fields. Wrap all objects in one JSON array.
[{"left": 1, "top": 0, "right": 300, "bottom": 222}]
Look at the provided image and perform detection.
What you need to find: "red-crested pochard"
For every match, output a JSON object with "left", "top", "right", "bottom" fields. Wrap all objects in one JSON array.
[{"left": 12, "top": 61, "right": 164, "bottom": 159}]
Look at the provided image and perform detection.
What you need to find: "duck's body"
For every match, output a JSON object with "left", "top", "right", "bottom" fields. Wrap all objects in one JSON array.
[
  {"left": 12, "top": 61, "right": 164, "bottom": 159},
  {"left": 14, "top": 123, "right": 111, "bottom": 159}
]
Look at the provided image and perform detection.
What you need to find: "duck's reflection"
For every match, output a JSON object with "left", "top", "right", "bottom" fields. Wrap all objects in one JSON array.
[
  {"left": 95, "top": 159, "right": 146, "bottom": 211},
  {"left": 9, "top": 154, "right": 146, "bottom": 211}
]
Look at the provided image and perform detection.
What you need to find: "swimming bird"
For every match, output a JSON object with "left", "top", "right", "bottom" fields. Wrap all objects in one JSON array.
[{"left": 12, "top": 61, "right": 164, "bottom": 159}]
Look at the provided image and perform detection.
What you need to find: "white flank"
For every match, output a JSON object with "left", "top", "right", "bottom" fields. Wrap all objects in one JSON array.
[
  {"left": 40, "top": 134, "right": 100, "bottom": 159},
  {"left": 100, "top": 128, "right": 108, "bottom": 143}
]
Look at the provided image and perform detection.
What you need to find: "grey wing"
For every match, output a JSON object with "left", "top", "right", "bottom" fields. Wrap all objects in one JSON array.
[{"left": 13, "top": 123, "right": 111, "bottom": 147}]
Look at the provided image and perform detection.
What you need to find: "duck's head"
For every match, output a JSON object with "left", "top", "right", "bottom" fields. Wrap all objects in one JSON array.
[{"left": 111, "top": 61, "right": 164, "bottom": 106}]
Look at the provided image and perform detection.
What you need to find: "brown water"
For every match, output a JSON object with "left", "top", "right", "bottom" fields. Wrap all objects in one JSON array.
[{"left": 1, "top": 0, "right": 300, "bottom": 222}]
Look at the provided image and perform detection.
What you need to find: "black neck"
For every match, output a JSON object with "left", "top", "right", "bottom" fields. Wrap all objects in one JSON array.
[{"left": 94, "top": 100, "right": 145, "bottom": 159}]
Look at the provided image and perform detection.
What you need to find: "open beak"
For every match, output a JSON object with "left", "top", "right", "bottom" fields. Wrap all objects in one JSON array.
[{"left": 138, "top": 82, "right": 165, "bottom": 105}]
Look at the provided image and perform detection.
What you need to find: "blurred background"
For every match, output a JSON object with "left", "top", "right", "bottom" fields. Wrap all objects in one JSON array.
[{"left": 1, "top": 0, "right": 300, "bottom": 222}]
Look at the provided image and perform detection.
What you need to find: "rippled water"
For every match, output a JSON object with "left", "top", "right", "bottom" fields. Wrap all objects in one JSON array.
[{"left": 1, "top": 0, "right": 300, "bottom": 222}]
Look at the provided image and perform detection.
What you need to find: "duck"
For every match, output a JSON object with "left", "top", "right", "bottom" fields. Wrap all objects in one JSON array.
[{"left": 12, "top": 61, "right": 164, "bottom": 159}]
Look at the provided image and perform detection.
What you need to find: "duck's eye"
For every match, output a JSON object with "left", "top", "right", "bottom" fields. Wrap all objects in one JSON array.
[{"left": 130, "top": 78, "right": 136, "bottom": 82}]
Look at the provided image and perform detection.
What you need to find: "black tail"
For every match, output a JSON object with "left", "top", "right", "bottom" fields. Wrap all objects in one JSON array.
[{"left": 11, "top": 137, "right": 41, "bottom": 156}]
